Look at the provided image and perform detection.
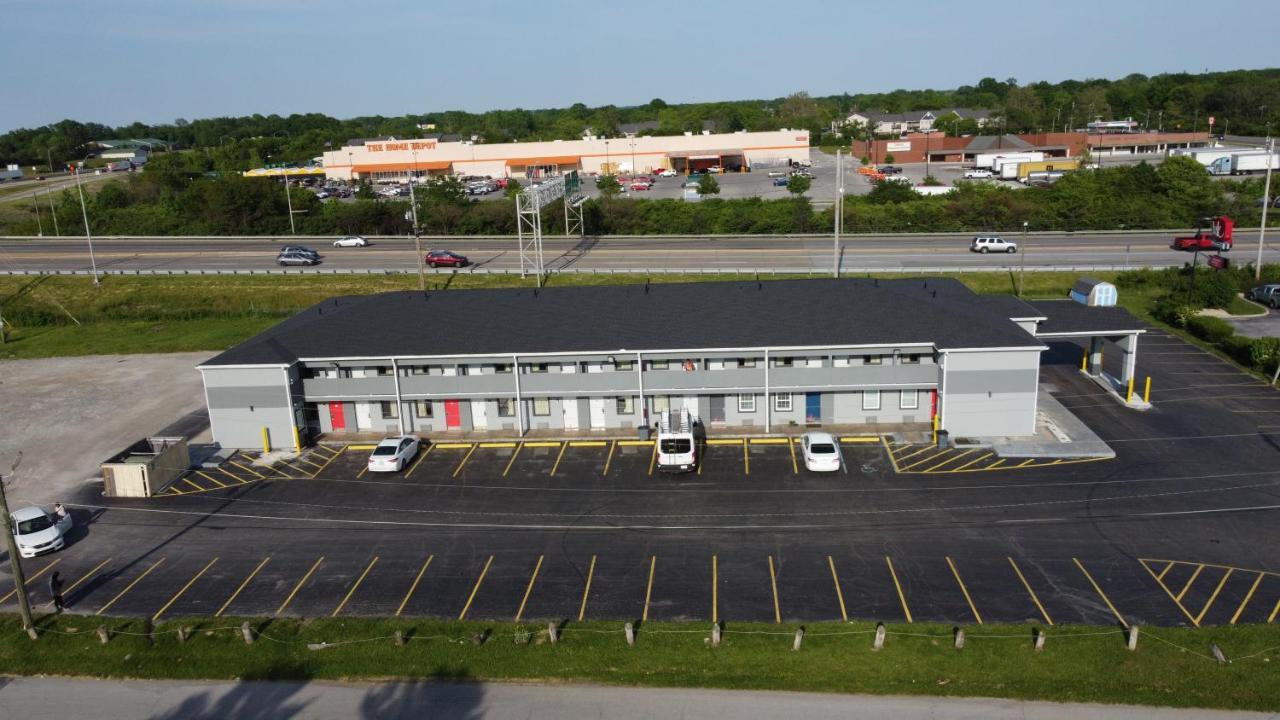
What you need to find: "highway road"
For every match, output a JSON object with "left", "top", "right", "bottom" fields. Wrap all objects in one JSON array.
[{"left": 0, "top": 232, "right": 1276, "bottom": 274}]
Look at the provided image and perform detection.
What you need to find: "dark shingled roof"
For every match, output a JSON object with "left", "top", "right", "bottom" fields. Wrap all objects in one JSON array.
[
  {"left": 1027, "top": 300, "right": 1146, "bottom": 335},
  {"left": 201, "top": 279, "right": 1044, "bottom": 367}
]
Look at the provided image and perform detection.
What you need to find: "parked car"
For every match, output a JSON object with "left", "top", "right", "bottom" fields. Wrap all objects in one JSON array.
[
  {"left": 790, "top": 169, "right": 814, "bottom": 179},
  {"left": 800, "top": 432, "right": 841, "bottom": 472},
  {"left": 970, "top": 236, "right": 1017, "bottom": 253},
  {"left": 333, "top": 236, "right": 369, "bottom": 248},
  {"left": 425, "top": 250, "right": 469, "bottom": 268},
  {"left": 1245, "top": 284, "right": 1280, "bottom": 308},
  {"left": 10, "top": 506, "right": 73, "bottom": 558},
  {"left": 656, "top": 169, "right": 678, "bottom": 177},
  {"left": 280, "top": 246, "right": 320, "bottom": 259},
  {"left": 367, "top": 436, "right": 421, "bottom": 473},
  {"left": 767, "top": 170, "right": 787, "bottom": 178},
  {"left": 277, "top": 251, "right": 320, "bottom": 266},
  {"left": 772, "top": 177, "right": 789, "bottom": 186},
  {"left": 877, "top": 165, "right": 902, "bottom": 174},
  {"left": 963, "top": 168, "right": 993, "bottom": 179},
  {"left": 314, "top": 190, "right": 329, "bottom": 199},
  {"left": 629, "top": 181, "right": 651, "bottom": 191},
  {"left": 707, "top": 165, "right": 723, "bottom": 173}
]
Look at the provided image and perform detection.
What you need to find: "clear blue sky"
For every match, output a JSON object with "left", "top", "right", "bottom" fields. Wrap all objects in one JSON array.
[{"left": 3, "top": 0, "right": 1278, "bottom": 132}]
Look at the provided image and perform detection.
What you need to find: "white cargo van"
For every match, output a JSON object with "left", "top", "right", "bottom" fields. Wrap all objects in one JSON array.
[{"left": 656, "top": 408, "right": 698, "bottom": 472}]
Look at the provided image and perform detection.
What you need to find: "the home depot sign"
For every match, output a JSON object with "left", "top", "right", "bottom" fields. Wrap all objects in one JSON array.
[{"left": 366, "top": 141, "right": 438, "bottom": 152}]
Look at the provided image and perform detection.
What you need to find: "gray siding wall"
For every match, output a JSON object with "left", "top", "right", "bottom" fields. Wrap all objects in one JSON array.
[
  {"left": 204, "top": 366, "right": 295, "bottom": 450},
  {"left": 941, "top": 349, "right": 1041, "bottom": 437}
]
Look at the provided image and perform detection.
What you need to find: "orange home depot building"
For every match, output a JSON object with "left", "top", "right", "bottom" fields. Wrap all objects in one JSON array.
[{"left": 851, "top": 131, "right": 1210, "bottom": 165}]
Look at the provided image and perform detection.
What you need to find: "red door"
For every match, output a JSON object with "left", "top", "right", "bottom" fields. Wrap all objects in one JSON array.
[
  {"left": 444, "top": 400, "right": 462, "bottom": 429},
  {"left": 328, "top": 402, "right": 346, "bottom": 432}
]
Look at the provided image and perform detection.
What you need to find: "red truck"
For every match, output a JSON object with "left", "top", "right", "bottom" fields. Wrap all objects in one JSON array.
[{"left": 1171, "top": 215, "right": 1233, "bottom": 252}]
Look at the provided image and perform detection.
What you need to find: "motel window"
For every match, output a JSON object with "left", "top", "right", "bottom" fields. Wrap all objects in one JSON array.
[
  {"left": 901, "top": 354, "right": 921, "bottom": 365},
  {"left": 380, "top": 401, "right": 398, "bottom": 419},
  {"left": 773, "top": 357, "right": 794, "bottom": 368},
  {"left": 863, "top": 390, "right": 881, "bottom": 411},
  {"left": 774, "top": 393, "right": 793, "bottom": 412},
  {"left": 834, "top": 356, "right": 851, "bottom": 367},
  {"left": 614, "top": 359, "right": 635, "bottom": 371},
  {"left": 650, "top": 360, "right": 669, "bottom": 371},
  {"left": 530, "top": 363, "right": 549, "bottom": 374},
  {"left": 415, "top": 400, "right": 433, "bottom": 418},
  {"left": 616, "top": 396, "right": 634, "bottom": 415},
  {"left": 533, "top": 398, "right": 551, "bottom": 416},
  {"left": 376, "top": 366, "right": 392, "bottom": 377},
  {"left": 494, "top": 363, "right": 513, "bottom": 374},
  {"left": 497, "top": 398, "right": 515, "bottom": 417},
  {"left": 863, "top": 355, "right": 883, "bottom": 365},
  {"left": 738, "top": 394, "right": 756, "bottom": 413},
  {"left": 738, "top": 358, "right": 757, "bottom": 368},
  {"left": 654, "top": 396, "right": 670, "bottom": 414},
  {"left": 900, "top": 390, "right": 919, "bottom": 410}
]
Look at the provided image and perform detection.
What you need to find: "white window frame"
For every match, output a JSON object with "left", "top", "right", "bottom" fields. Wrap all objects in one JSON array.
[
  {"left": 415, "top": 400, "right": 433, "bottom": 418},
  {"left": 496, "top": 398, "right": 515, "bottom": 417},
  {"left": 774, "top": 392, "right": 793, "bottom": 412},
  {"left": 862, "top": 390, "right": 881, "bottom": 411},
  {"left": 738, "top": 394, "right": 756, "bottom": 413},
  {"left": 900, "top": 389, "right": 919, "bottom": 410},
  {"left": 532, "top": 397, "right": 551, "bottom": 416},
  {"left": 380, "top": 400, "right": 398, "bottom": 418}
]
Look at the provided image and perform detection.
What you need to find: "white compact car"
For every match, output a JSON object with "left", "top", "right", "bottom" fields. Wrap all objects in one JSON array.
[
  {"left": 800, "top": 432, "right": 842, "bottom": 472},
  {"left": 10, "top": 506, "right": 73, "bottom": 558},
  {"left": 334, "top": 235, "right": 369, "bottom": 247},
  {"left": 657, "top": 169, "right": 678, "bottom": 177},
  {"left": 367, "top": 436, "right": 421, "bottom": 472}
]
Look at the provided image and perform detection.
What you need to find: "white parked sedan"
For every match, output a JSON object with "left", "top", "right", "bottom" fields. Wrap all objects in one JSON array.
[
  {"left": 367, "top": 436, "right": 421, "bottom": 472},
  {"left": 334, "top": 235, "right": 369, "bottom": 248},
  {"left": 800, "top": 432, "right": 842, "bottom": 472},
  {"left": 10, "top": 506, "right": 73, "bottom": 558}
]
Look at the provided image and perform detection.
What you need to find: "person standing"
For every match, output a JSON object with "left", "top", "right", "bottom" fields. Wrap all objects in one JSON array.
[{"left": 49, "top": 572, "right": 66, "bottom": 613}]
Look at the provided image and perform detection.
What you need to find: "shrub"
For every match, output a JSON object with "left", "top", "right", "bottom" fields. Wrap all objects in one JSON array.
[
  {"left": 1250, "top": 336, "right": 1280, "bottom": 372},
  {"left": 1153, "top": 297, "right": 1197, "bottom": 327},
  {"left": 1222, "top": 334, "right": 1255, "bottom": 365},
  {"left": 1185, "top": 315, "right": 1235, "bottom": 344}
]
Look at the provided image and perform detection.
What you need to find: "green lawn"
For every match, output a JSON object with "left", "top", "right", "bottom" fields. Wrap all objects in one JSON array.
[{"left": 2, "top": 615, "right": 1277, "bottom": 711}]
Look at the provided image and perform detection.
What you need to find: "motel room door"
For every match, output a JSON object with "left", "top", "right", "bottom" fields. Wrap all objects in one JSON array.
[
  {"left": 328, "top": 402, "right": 346, "bottom": 432},
  {"left": 444, "top": 400, "right": 462, "bottom": 429},
  {"left": 588, "top": 398, "right": 607, "bottom": 429},
  {"left": 562, "top": 398, "right": 580, "bottom": 430},
  {"left": 805, "top": 392, "right": 822, "bottom": 423}
]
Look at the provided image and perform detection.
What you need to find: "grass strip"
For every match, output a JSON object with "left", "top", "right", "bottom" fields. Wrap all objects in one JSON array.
[{"left": 0, "top": 615, "right": 1277, "bottom": 711}]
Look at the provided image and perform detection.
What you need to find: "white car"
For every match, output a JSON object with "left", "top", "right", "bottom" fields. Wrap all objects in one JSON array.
[
  {"left": 367, "top": 436, "right": 421, "bottom": 472},
  {"left": 656, "top": 169, "right": 678, "bottom": 178},
  {"left": 963, "top": 168, "right": 993, "bottom": 179},
  {"left": 970, "top": 236, "right": 1017, "bottom": 253},
  {"left": 800, "top": 432, "right": 842, "bottom": 472},
  {"left": 10, "top": 506, "right": 73, "bottom": 558},
  {"left": 707, "top": 165, "right": 723, "bottom": 173},
  {"left": 767, "top": 170, "right": 786, "bottom": 177},
  {"left": 334, "top": 236, "right": 369, "bottom": 248}
]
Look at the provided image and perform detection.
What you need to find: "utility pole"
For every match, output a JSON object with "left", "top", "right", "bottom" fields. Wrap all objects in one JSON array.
[
  {"left": 0, "top": 453, "right": 38, "bottom": 639},
  {"left": 408, "top": 151, "right": 426, "bottom": 291},
  {"left": 31, "top": 189, "right": 43, "bottom": 237},
  {"left": 283, "top": 175, "right": 296, "bottom": 235},
  {"left": 46, "top": 183, "right": 60, "bottom": 237},
  {"left": 834, "top": 149, "right": 843, "bottom": 278},
  {"left": 72, "top": 161, "right": 100, "bottom": 285},
  {"left": 1256, "top": 136, "right": 1274, "bottom": 282},
  {"left": 1018, "top": 221, "right": 1029, "bottom": 296}
]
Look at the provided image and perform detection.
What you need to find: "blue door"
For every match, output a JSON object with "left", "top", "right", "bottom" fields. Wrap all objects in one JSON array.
[{"left": 805, "top": 392, "right": 821, "bottom": 423}]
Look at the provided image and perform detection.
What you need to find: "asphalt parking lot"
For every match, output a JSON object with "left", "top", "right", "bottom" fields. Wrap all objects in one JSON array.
[{"left": 5, "top": 327, "right": 1280, "bottom": 629}]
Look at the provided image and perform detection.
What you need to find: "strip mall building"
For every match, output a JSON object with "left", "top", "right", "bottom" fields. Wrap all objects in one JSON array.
[{"left": 320, "top": 130, "right": 811, "bottom": 183}]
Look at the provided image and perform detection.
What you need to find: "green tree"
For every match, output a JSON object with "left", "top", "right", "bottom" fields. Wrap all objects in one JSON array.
[
  {"left": 1157, "top": 155, "right": 1224, "bottom": 220},
  {"left": 504, "top": 178, "right": 523, "bottom": 199},
  {"left": 697, "top": 173, "right": 720, "bottom": 196},
  {"left": 596, "top": 175, "right": 622, "bottom": 199},
  {"left": 786, "top": 173, "right": 811, "bottom": 196},
  {"left": 883, "top": 153, "right": 895, "bottom": 164},
  {"left": 867, "top": 181, "right": 918, "bottom": 205}
]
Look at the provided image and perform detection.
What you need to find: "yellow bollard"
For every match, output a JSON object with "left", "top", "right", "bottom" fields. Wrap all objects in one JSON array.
[
  {"left": 1126, "top": 377, "right": 1134, "bottom": 404},
  {"left": 1144, "top": 376, "right": 1151, "bottom": 404},
  {"left": 292, "top": 425, "right": 302, "bottom": 451},
  {"left": 932, "top": 414, "right": 939, "bottom": 444},
  {"left": 262, "top": 427, "right": 271, "bottom": 454},
  {"left": 1080, "top": 348, "right": 1088, "bottom": 371}
]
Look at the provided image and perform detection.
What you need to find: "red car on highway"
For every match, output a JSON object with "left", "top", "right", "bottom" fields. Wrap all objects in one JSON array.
[{"left": 425, "top": 250, "right": 470, "bottom": 268}]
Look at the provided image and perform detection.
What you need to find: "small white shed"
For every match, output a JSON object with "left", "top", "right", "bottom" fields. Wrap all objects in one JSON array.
[{"left": 1069, "top": 277, "right": 1117, "bottom": 307}]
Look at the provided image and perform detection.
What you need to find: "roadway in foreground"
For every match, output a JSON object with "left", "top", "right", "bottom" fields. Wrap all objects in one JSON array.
[
  {"left": 2, "top": 232, "right": 1276, "bottom": 274},
  {"left": 0, "top": 677, "right": 1268, "bottom": 720}
]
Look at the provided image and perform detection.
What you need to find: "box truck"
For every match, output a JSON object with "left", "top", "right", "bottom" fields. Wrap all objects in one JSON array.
[
  {"left": 975, "top": 151, "right": 1044, "bottom": 170},
  {"left": 1206, "top": 153, "right": 1279, "bottom": 176}
]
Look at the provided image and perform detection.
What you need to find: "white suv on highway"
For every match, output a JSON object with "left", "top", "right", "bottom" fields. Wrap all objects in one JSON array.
[
  {"left": 970, "top": 236, "right": 1017, "bottom": 253},
  {"left": 963, "top": 168, "right": 993, "bottom": 179}
]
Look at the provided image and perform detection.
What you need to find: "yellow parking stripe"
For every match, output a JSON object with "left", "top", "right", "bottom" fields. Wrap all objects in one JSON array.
[
  {"left": 648, "top": 442, "right": 658, "bottom": 475},
  {"left": 840, "top": 436, "right": 880, "bottom": 443},
  {"left": 514, "top": 555, "right": 544, "bottom": 622},
  {"left": 767, "top": 555, "right": 781, "bottom": 624},
  {"left": 706, "top": 438, "right": 744, "bottom": 445},
  {"left": 194, "top": 471, "right": 228, "bottom": 488},
  {"left": 457, "top": 555, "right": 494, "bottom": 621},
  {"left": 356, "top": 466, "right": 369, "bottom": 479},
  {"left": 569, "top": 441, "right": 607, "bottom": 447},
  {"left": 433, "top": 442, "right": 474, "bottom": 449},
  {"left": 0, "top": 558, "right": 61, "bottom": 604},
  {"left": 549, "top": 442, "right": 569, "bottom": 476},
  {"left": 182, "top": 477, "right": 205, "bottom": 492},
  {"left": 925, "top": 449, "right": 973, "bottom": 472},
  {"left": 227, "top": 461, "right": 267, "bottom": 479},
  {"left": 276, "top": 556, "right": 324, "bottom": 616},
  {"left": 501, "top": 443, "right": 523, "bottom": 477},
  {"left": 96, "top": 559, "right": 166, "bottom": 616},
  {"left": 522, "top": 441, "right": 562, "bottom": 448},
  {"left": 642, "top": 555, "right": 656, "bottom": 622},
  {"left": 1230, "top": 572, "right": 1265, "bottom": 625},
  {"left": 894, "top": 446, "right": 936, "bottom": 464},
  {"left": 1175, "top": 564, "right": 1205, "bottom": 601},
  {"left": 396, "top": 555, "right": 433, "bottom": 617},
  {"left": 946, "top": 556, "right": 983, "bottom": 624},
  {"left": 1073, "top": 557, "right": 1126, "bottom": 628},
  {"left": 307, "top": 445, "right": 346, "bottom": 477},
  {"left": 292, "top": 457, "right": 325, "bottom": 470},
  {"left": 153, "top": 558, "right": 218, "bottom": 622},
  {"left": 216, "top": 557, "right": 270, "bottom": 617},
  {"left": 749, "top": 437, "right": 788, "bottom": 444},
  {"left": 1138, "top": 559, "right": 1200, "bottom": 627},
  {"left": 332, "top": 557, "right": 379, "bottom": 617},
  {"left": 900, "top": 449, "right": 951, "bottom": 471},
  {"left": 1194, "top": 568, "right": 1233, "bottom": 625},
  {"left": 618, "top": 440, "right": 653, "bottom": 446},
  {"left": 988, "top": 459, "right": 1007, "bottom": 469},
  {"left": 1016, "top": 459, "right": 1037, "bottom": 468},
  {"left": 577, "top": 555, "right": 597, "bottom": 622},
  {"left": 1269, "top": 595, "right": 1280, "bottom": 624},
  {"left": 711, "top": 555, "right": 719, "bottom": 624},
  {"left": 452, "top": 443, "right": 478, "bottom": 477},
  {"left": 1156, "top": 560, "right": 1175, "bottom": 581},
  {"left": 480, "top": 442, "right": 518, "bottom": 448},
  {"left": 953, "top": 452, "right": 993, "bottom": 471},
  {"left": 885, "top": 556, "right": 912, "bottom": 623},
  {"left": 63, "top": 557, "right": 111, "bottom": 595},
  {"left": 602, "top": 441, "right": 617, "bottom": 476},
  {"left": 742, "top": 442, "right": 750, "bottom": 475},
  {"left": 1007, "top": 557, "right": 1052, "bottom": 626},
  {"left": 828, "top": 556, "right": 848, "bottom": 622},
  {"left": 405, "top": 443, "right": 435, "bottom": 477},
  {"left": 880, "top": 436, "right": 901, "bottom": 473},
  {"left": 346, "top": 444, "right": 378, "bottom": 450}
]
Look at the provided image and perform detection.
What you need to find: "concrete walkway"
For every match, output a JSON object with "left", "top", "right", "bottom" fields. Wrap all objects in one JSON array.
[
  {"left": 0, "top": 677, "right": 1269, "bottom": 720},
  {"left": 987, "top": 387, "right": 1115, "bottom": 459}
]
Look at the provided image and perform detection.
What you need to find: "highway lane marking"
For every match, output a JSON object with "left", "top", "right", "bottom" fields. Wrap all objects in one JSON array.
[
  {"left": 216, "top": 557, "right": 270, "bottom": 617},
  {"left": 828, "top": 556, "right": 848, "bottom": 622},
  {"left": 514, "top": 555, "right": 545, "bottom": 623},
  {"left": 452, "top": 443, "right": 479, "bottom": 477},
  {"left": 276, "top": 557, "right": 324, "bottom": 616},
  {"left": 885, "top": 557, "right": 912, "bottom": 623},
  {"left": 153, "top": 558, "right": 218, "bottom": 622},
  {"left": 946, "top": 556, "right": 983, "bottom": 624},
  {"left": 1072, "top": 558, "right": 1126, "bottom": 628},
  {"left": 767, "top": 555, "right": 781, "bottom": 624},
  {"left": 1007, "top": 557, "right": 1053, "bottom": 626},
  {"left": 501, "top": 443, "right": 523, "bottom": 476},
  {"left": 1230, "top": 573, "right": 1266, "bottom": 625},
  {"left": 96, "top": 558, "right": 166, "bottom": 616},
  {"left": 577, "top": 555, "right": 597, "bottom": 622},
  {"left": 332, "top": 557, "right": 379, "bottom": 617},
  {"left": 1193, "top": 568, "right": 1234, "bottom": 625},
  {"left": 396, "top": 555, "right": 434, "bottom": 617},
  {"left": 0, "top": 558, "right": 61, "bottom": 604},
  {"left": 642, "top": 555, "right": 657, "bottom": 622},
  {"left": 457, "top": 555, "right": 494, "bottom": 621}
]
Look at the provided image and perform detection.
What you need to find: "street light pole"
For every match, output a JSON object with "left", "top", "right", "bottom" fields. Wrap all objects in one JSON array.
[
  {"left": 834, "top": 149, "right": 844, "bottom": 278},
  {"left": 72, "top": 160, "right": 100, "bottom": 285},
  {"left": 1018, "top": 221, "right": 1029, "bottom": 296},
  {"left": 408, "top": 150, "right": 426, "bottom": 291},
  {"left": 46, "top": 183, "right": 59, "bottom": 236},
  {"left": 283, "top": 174, "right": 296, "bottom": 235},
  {"left": 0, "top": 452, "right": 39, "bottom": 639},
  {"left": 1256, "top": 137, "right": 1274, "bottom": 282}
]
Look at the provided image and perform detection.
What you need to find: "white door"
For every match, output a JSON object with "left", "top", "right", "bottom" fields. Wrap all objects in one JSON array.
[
  {"left": 588, "top": 397, "right": 607, "bottom": 429},
  {"left": 683, "top": 395, "right": 699, "bottom": 422},
  {"left": 562, "top": 398, "right": 580, "bottom": 430},
  {"left": 471, "top": 400, "right": 489, "bottom": 430},
  {"left": 355, "top": 402, "right": 373, "bottom": 430}
]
